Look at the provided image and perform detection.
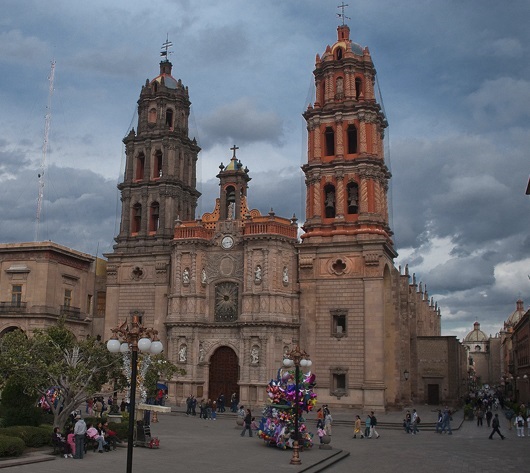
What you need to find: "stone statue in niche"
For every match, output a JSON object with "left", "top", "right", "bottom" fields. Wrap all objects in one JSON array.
[
  {"left": 198, "top": 343, "right": 205, "bottom": 363},
  {"left": 201, "top": 268, "right": 207, "bottom": 285},
  {"left": 282, "top": 267, "right": 289, "bottom": 284},
  {"left": 254, "top": 265, "right": 262, "bottom": 282},
  {"left": 182, "top": 268, "right": 190, "bottom": 285},
  {"left": 227, "top": 202, "right": 235, "bottom": 220},
  {"left": 250, "top": 346, "right": 259, "bottom": 364},
  {"left": 179, "top": 345, "right": 187, "bottom": 362}
]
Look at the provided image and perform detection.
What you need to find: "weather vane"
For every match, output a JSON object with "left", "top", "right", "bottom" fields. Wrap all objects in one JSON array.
[
  {"left": 337, "top": 2, "right": 351, "bottom": 26},
  {"left": 160, "top": 34, "right": 173, "bottom": 60}
]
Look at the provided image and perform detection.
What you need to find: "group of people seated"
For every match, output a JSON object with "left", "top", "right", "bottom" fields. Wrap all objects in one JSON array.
[{"left": 52, "top": 420, "right": 120, "bottom": 458}]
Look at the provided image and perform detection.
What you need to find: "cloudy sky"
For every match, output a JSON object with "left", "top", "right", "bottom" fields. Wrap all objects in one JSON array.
[{"left": 1, "top": 0, "right": 529, "bottom": 339}]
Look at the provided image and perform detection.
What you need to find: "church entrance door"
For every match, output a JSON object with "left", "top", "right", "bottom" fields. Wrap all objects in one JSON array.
[{"left": 208, "top": 346, "right": 239, "bottom": 404}]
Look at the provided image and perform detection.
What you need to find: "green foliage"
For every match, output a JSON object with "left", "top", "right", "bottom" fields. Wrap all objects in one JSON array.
[
  {"left": 0, "top": 320, "right": 122, "bottom": 431},
  {"left": 463, "top": 403, "right": 474, "bottom": 420},
  {"left": 143, "top": 354, "right": 183, "bottom": 397},
  {"left": 0, "top": 379, "right": 43, "bottom": 427},
  {"left": 2, "top": 406, "right": 43, "bottom": 428},
  {"left": 0, "top": 426, "right": 52, "bottom": 447},
  {"left": 107, "top": 421, "right": 129, "bottom": 439},
  {"left": 0, "top": 435, "right": 25, "bottom": 458}
]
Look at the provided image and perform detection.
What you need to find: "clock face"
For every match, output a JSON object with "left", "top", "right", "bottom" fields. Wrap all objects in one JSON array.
[{"left": 221, "top": 235, "right": 234, "bottom": 249}]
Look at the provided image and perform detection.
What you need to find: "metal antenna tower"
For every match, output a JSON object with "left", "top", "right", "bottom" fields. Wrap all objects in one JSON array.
[{"left": 35, "top": 60, "right": 56, "bottom": 241}]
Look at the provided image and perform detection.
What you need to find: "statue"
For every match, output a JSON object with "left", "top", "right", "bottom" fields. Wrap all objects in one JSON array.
[
  {"left": 199, "top": 343, "right": 205, "bottom": 363},
  {"left": 201, "top": 268, "right": 207, "bottom": 285},
  {"left": 179, "top": 345, "right": 187, "bottom": 362},
  {"left": 251, "top": 347, "right": 259, "bottom": 364},
  {"left": 282, "top": 267, "right": 289, "bottom": 283},
  {"left": 227, "top": 202, "right": 235, "bottom": 220},
  {"left": 182, "top": 268, "right": 190, "bottom": 284},
  {"left": 254, "top": 265, "right": 262, "bottom": 282}
]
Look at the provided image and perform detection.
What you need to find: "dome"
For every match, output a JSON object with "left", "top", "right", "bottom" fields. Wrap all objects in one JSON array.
[
  {"left": 505, "top": 299, "right": 525, "bottom": 327},
  {"left": 151, "top": 74, "right": 179, "bottom": 90},
  {"left": 464, "top": 321, "right": 488, "bottom": 342}
]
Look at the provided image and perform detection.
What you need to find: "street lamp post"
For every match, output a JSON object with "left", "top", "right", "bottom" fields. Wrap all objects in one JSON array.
[
  {"left": 107, "top": 315, "right": 163, "bottom": 473},
  {"left": 283, "top": 346, "right": 312, "bottom": 466}
]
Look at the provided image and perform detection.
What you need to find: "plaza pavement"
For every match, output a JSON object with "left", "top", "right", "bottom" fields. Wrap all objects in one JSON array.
[{"left": 0, "top": 405, "right": 526, "bottom": 472}]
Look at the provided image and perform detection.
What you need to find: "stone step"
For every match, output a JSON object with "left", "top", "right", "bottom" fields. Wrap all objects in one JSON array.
[{"left": 299, "top": 449, "right": 351, "bottom": 473}]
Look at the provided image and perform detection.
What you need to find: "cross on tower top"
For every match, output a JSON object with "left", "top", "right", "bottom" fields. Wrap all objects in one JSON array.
[
  {"left": 230, "top": 145, "right": 239, "bottom": 159},
  {"left": 337, "top": 2, "right": 351, "bottom": 26},
  {"left": 160, "top": 34, "right": 173, "bottom": 60}
]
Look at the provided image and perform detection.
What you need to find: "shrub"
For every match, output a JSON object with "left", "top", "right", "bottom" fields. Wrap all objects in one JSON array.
[
  {"left": 0, "top": 426, "right": 52, "bottom": 447},
  {"left": 2, "top": 406, "right": 44, "bottom": 428},
  {"left": 108, "top": 421, "right": 129, "bottom": 440},
  {"left": 0, "top": 435, "right": 25, "bottom": 457},
  {"left": 0, "top": 379, "right": 43, "bottom": 427}
]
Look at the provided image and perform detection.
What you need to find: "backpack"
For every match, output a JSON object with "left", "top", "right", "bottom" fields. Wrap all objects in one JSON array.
[{"left": 416, "top": 416, "right": 421, "bottom": 424}]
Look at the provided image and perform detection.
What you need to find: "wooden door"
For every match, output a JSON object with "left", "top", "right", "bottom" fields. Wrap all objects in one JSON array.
[{"left": 208, "top": 346, "right": 239, "bottom": 402}]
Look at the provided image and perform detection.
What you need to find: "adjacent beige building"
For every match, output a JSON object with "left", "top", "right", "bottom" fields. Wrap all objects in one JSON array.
[{"left": 0, "top": 241, "right": 104, "bottom": 339}]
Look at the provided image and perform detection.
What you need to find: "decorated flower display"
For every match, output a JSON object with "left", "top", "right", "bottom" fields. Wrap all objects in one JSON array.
[{"left": 258, "top": 368, "right": 317, "bottom": 449}]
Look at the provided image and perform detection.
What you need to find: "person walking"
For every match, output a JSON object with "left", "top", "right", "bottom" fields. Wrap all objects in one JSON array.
[
  {"left": 324, "top": 410, "right": 333, "bottom": 436},
  {"left": 440, "top": 407, "right": 453, "bottom": 435},
  {"left": 435, "top": 410, "right": 443, "bottom": 433},
  {"left": 365, "top": 413, "right": 372, "bottom": 437},
  {"left": 489, "top": 413, "right": 505, "bottom": 440},
  {"left": 514, "top": 413, "right": 525, "bottom": 437},
  {"left": 353, "top": 415, "right": 364, "bottom": 439},
  {"left": 411, "top": 409, "right": 419, "bottom": 435},
  {"left": 369, "top": 411, "right": 380, "bottom": 439},
  {"left": 485, "top": 409, "right": 493, "bottom": 427},
  {"left": 241, "top": 409, "right": 253, "bottom": 437},
  {"left": 73, "top": 415, "right": 87, "bottom": 459},
  {"left": 476, "top": 407, "right": 484, "bottom": 426}
]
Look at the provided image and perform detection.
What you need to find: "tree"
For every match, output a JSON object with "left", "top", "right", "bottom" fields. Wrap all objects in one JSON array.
[
  {"left": 0, "top": 321, "right": 123, "bottom": 429},
  {"left": 143, "top": 354, "right": 183, "bottom": 399}
]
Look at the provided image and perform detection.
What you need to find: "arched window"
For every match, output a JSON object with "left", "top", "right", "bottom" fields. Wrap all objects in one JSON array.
[
  {"left": 325, "top": 127, "right": 335, "bottom": 156},
  {"left": 355, "top": 77, "right": 362, "bottom": 100},
  {"left": 132, "top": 203, "right": 142, "bottom": 233},
  {"left": 135, "top": 153, "right": 145, "bottom": 180},
  {"left": 347, "top": 182, "right": 359, "bottom": 214},
  {"left": 154, "top": 150, "right": 163, "bottom": 178},
  {"left": 165, "top": 108, "right": 174, "bottom": 128},
  {"left": 336, "top": 47, "right": 343, "bottom": 60},
  {"left": 347, "top": 125, "right": 358, "bottom": 154},
  {"left": 149, "top": 202, "right": 160, "bottom": 232},
  {"left": 148, "top": 108, "right": 157, "bottom": 124},
  {"left": 324, "top": 184, "right": 336, "bottom": 218}
]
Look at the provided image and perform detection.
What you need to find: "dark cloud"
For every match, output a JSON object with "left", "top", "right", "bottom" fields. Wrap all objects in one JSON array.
[
  {"left": 1, "top": 0, "right": 529, "bottom": 338},
  {"left": 199, "top": 98, "right": 284, "bottom": 150},
  {"left": 0, "top": 165, "right": 118, "bottom": 255}
]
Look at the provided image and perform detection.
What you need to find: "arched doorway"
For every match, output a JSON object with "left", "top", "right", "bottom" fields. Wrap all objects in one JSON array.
[{"left": 208, "top": 346, "right": 239, "bottom": 404}]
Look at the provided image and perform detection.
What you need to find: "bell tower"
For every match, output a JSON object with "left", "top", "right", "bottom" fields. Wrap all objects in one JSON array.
[
  {"left": 105, "top": 43, "right": 200, "bottom": 348},
  {"left": 301, "top": 23, "right": 392, "bottom": 248},
  {"left": 298, "top": 21, "right": 397, "bottom": 411},
  {"left": 114, "top": 54, "right": 200, "bottom": 252},
  {"left": 217, "top": 146, "right": 251, "bottom": 221}
]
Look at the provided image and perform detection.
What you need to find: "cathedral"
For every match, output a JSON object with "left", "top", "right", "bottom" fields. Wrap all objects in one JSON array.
[{"left": 104, "top": 23, "right": 442, "bottom": 411}]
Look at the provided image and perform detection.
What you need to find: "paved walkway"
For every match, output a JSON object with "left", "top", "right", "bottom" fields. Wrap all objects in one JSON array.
[{"left": 0, "top": 406, "right": 526, "bottom": 472}]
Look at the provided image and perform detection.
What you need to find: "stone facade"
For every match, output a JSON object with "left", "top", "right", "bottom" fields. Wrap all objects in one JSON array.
[
  {"left": 104, "top": 25, "right": 445, "bottom": 411},
  {"left": 417, "top": 336, "right": 467, "bottom": 405},
  {"left": 0, "top": 241, "right": 102, "bottom": 340}
]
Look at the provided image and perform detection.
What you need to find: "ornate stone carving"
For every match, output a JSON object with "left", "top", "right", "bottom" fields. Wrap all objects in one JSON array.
[{"left": 131, "top": 266, "right": 145, "bottom": 280}]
